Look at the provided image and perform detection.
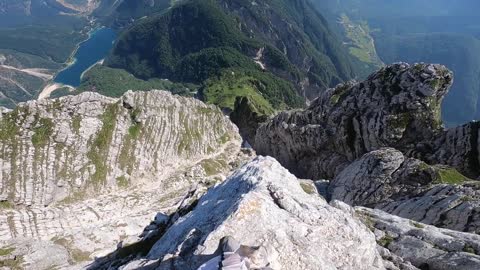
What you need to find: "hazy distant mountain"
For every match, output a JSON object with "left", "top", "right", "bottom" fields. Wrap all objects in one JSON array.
[{"left": 313, "top": 0, "right": 480, "bottom": 126}]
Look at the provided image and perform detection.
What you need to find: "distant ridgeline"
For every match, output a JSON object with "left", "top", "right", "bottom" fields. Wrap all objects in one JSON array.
[
  {"left": 313, "top": 0, "right": 480, "bottom": 126},
  {"left": 104, "top": 0, "right": 365, "bottom": 116},
  {"left": 94, "top": 0, "right": 172, "bottom": 27}
]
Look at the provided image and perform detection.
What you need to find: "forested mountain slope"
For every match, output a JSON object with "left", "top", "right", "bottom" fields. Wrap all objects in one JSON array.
[{"left": 105, "top": 0, "right": 360, "bottom": 113}]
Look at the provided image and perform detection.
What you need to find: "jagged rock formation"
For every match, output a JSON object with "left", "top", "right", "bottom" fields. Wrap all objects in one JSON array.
[
  {"left": 91, "top": 157, "right": 385, "bottom": 270},
  {"left": 230, "top": 96, "right": 271, "bottom": 145},
  {"left": 255, "top": 62, "right": 480, "bottom": 233},
  {"left": 330, "top": 148, "right": 480, "bottom": 233},
  {"left": 0, "top": 90, "right": 248, "bottom": 269},
  {"left": 419, "top": 121, "right": 480, "bottom": 178},
  {"left": 256, "top": 63, "right": 452, "bottom": 180},
  {"left": 356, "top": 206, "right": 480, "bottom": 270}
]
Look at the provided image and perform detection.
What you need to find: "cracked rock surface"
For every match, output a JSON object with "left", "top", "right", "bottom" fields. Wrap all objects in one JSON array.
[
  {"left": 255, "top": 62, "right": 480, "bottom": 233},
  {"left": 256, "top": 63, "right": 452, "bottom": 180},
  {"left": 99, "top": 157, "right": 385, "bottom": 270},
  {"left": 0, "top": 90, "right": 247, "bottom": 269},
  {"left": 329, "top": 148, "right": 480, "bottom": 233},
  {"left": 356, "top": 206, "right": 480, "bottom": 270}
]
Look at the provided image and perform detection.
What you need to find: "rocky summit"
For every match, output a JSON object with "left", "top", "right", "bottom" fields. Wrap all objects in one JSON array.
[
  {"left": 98, "top": 157, "right": 385, "bottom": 270},
  {"left": 255, "top": 63, "right": 453, "bottom": 180},
  {"left": 1, "top": 63, "right": 480, "bottom": 270}
]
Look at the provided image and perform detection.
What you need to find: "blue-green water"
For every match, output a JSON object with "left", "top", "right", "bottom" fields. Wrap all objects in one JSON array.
[{"left": 54, "top": 27, "right": 117, "bottom": 87}]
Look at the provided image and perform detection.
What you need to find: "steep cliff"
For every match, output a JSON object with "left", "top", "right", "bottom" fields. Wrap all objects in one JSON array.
[
  {"left": 256, "top": 63, "right": 451, "bottom": 179},
  {"left": 0, "top": 90, "right": 239, "bottom": 207},
  {"left": 0, "top": 90, "right": 247, "bottom": 269},
  {"left": 255, "top": 62, "right": 480, "bottom": 233}
]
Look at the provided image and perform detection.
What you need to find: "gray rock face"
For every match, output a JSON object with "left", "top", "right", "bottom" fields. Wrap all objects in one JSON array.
[
  {"left": 0, "top": 90, "right": 246, "bottom": 269},
  {"left": 254, "top": 62, "right": 480, "bottom": 233},
  {"left": 103, "top": 157, "right": 385, "bottom": 270},
  {"left": 329, "top": 148, "right": 480, "bottom": 233},
  {"left": 356, "top": 207, "right": 480, "bottom": 270},
  {"left": 0, "top": 90, "right": 239, "bottom": 207},
  {"left": 256, "top": 63, "right": 452, "bottom": 179},
  {"left": 419, "top": 121, "right": 480, "bottom": 178}
]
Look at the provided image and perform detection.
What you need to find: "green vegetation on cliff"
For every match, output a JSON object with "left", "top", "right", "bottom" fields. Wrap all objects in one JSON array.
[
  {"left": 106, "top": 0, "right": 257, "bottom": 79},
  {"left": 202, "top": 68, "right": 302, "bottom": 111},
  {"left": 76, "top": 65, "right": 195, "bottom": 97},
  {"left": 94, "top": 0, "right": 172, "bottom": 27}
]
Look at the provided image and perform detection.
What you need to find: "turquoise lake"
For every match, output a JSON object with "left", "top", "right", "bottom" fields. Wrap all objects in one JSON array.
[{"left": 54, "top": 27, "right": 117, "bottom": 87}]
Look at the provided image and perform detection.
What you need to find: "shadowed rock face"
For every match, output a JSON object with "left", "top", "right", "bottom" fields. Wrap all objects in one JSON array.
[
  {"left": 330, "top": 148, "right": 480, "bottom": 233},
  {"left": 256, "top": 63, "right": 453, "bottom": 180}
]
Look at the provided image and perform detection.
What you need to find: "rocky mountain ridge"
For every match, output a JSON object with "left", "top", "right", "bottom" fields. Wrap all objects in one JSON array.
[
  {"left": 87, "top": 157, "right": 480, "bottom": 270},
  {"left": 0, "top": 90, "right": 249, "bottom": 268},
  {"left": 255, "top": 62, "right": 480, "bottom": 235},
  {"left": 1, "top": 62, "right": 480, "bottom": 270},
  {"left": 0, "top": 90, "right": 238, "bottom": 207}
]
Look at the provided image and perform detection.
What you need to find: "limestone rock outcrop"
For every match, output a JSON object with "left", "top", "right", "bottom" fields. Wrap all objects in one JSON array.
[
  {"left": 0, "top": 90, "right": 239, "bottom": 207},
  {"left": 254, "top": 62, "right": 480, "bottom": 233},
  {"left": 255, "top": 63, "right": 452, "bottom": 180},
  {"left": 356, "top": 207, "right": 480, "bottom": 270},
  {"left": 329, "top": 148, "right": 480, "bottom": 233},
  {"left": 92, "top": 157, "right": 386, "bottom": 270},
  {"left": 0, "top": 90, "right": 246, "bottom": 269}
]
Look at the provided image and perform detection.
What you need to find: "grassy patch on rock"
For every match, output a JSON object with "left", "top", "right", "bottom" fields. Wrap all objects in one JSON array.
[
  {"left": 0, "top": 201, "right": 13, "bottom": 209},
  {"left": 200, "top": 159, "right": 228, "bottom": 176},
  {"left": 116, "top": 176, "right": 130, "bottom": 188},
  {"left": 31, "top": 117, "right": 54, "bottom": 147},
  {"left": 87, "top": 103, "right": 119, "bottom": 186},
  {"left": 300, "top": 181, "right": 317, "bottom": 195},
  {"left": 433, "top": 166, "right": 470, "bottom": 185},
  {"left": 378, "top": 235, "right": 394, "bottom": 247}
]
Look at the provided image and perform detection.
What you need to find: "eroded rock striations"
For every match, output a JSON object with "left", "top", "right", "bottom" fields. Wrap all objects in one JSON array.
[
  {"left": 0, "top": 90, "right": 238, "bottom": 207},
  {"left": 0, "top": 90, "right": 246, "bottom": 269},
  {"left": 356, "top": 206, "right": 480, "bottom": 270}
]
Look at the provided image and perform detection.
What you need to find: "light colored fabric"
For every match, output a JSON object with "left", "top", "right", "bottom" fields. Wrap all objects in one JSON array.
[
  {"left": 196, "top": 237, "right": 268, "bottom": 270},
  {"left": 221, "top": 252, "right": 248, "bottom": 270}
]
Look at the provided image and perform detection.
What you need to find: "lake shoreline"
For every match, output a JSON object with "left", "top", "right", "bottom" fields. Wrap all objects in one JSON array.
[
  {"left": 53, "top": 27, "right": 117, "bottom": 87},
  {"left": 80, "top": 59, "right": 104, "bottom": 81},
  {"left": 37, "top": 22, "right": 101, "bottom": 96},
  {"left": 38, "top": 83, "right": 75, "bottom": 100},
  {"left": 54, "top": 25, "right": 105, "bottom": 81}
]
